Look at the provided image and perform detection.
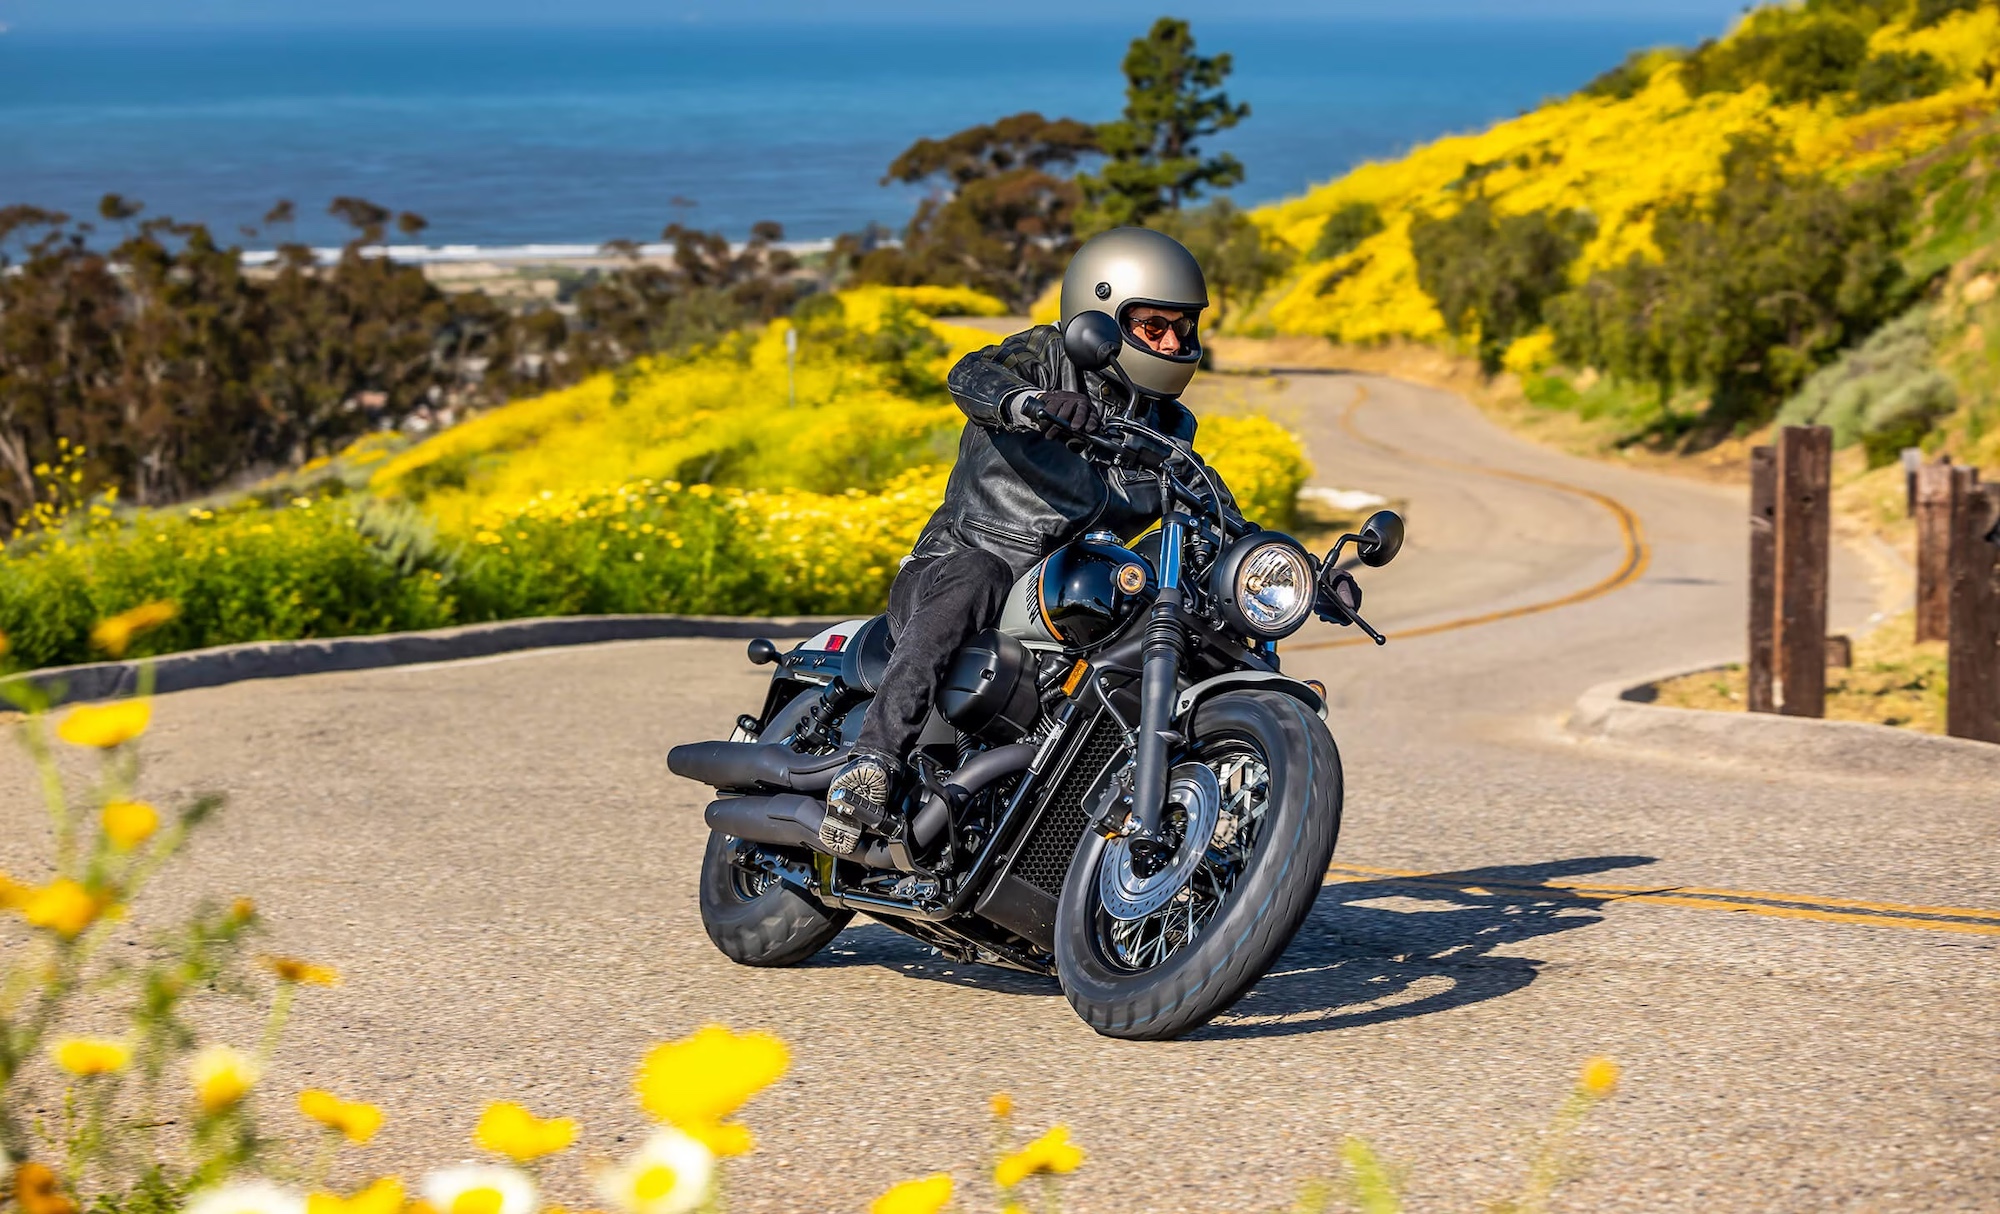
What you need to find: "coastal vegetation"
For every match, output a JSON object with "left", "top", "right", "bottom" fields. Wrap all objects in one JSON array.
[
  {"left": 1248, "top": 0, "right": 2000, "bottom": 457},
  {"left": 0, "top": 289, "right": 1308, "bottom": 671}
]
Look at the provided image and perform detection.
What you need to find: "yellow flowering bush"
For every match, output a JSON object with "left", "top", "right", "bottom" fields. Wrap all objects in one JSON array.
[{"left": 1251, "top": 5, "right": 2000, "bottom": 344}]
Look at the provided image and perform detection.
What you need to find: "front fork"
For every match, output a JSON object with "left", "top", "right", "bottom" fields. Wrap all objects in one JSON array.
[{"left": 1127, "top": 507, "right": 1190, "bottom": 843}]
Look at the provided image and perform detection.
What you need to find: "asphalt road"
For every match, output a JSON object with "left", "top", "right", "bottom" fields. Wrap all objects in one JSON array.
[{"left": 5, "top": 373, "right": 1995, "bottom": 1212}]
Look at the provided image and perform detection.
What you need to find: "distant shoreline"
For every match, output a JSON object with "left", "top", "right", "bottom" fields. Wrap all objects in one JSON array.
[{"left": 238, "top": 237, "right": 841, "bottom": 268}]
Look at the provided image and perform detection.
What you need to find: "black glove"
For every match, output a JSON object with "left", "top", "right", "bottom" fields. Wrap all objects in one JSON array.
[{"left": 1033, "top": 389, "right": 1105, "bottom": 439}]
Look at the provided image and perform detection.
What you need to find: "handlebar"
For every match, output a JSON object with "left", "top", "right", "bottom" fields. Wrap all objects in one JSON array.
[{"left": 1025, "top": 397, "right": 1248, "bottom": 536}]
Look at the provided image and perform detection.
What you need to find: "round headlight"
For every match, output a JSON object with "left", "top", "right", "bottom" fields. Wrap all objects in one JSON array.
[{"left": 1212, "top": 536, "right": 1315, "bottom": 639}]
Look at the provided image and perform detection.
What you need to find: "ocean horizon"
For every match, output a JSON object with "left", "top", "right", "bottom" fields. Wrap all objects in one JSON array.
[{"left": 2, "top": 17, "right": 1722, "bottom": 251}]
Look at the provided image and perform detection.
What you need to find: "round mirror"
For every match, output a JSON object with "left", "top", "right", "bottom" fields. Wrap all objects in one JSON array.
[
  {"left": 1062, "top": 310, "right": 1123, "bottom": 373},
  {"left": 1358, "top": 510, "right": 1405, "bottom": 567}
]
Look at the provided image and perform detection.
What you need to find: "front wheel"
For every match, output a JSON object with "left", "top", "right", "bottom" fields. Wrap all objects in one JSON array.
[
  {"left": 1053, "top": 690, "right": 1342, "bottom": 1040},
  {"left": 699, "top": 832, "right": 853, "bottom": 967}
]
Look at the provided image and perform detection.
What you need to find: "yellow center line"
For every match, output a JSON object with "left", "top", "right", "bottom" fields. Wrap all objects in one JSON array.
[
  {"left": 1324, "top": 862, "right": 2000, "bottom": 937},
  {"left": 1289, "top": 383, "right": 1653, "bottom": 651}
]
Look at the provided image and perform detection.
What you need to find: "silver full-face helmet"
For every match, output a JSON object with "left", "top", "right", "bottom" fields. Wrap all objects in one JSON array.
[{"left": 1059, "top": 227, "right": 1208, "bottom": 399}]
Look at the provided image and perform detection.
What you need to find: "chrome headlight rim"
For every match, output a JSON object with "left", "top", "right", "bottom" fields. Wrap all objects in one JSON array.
[{"left": 1208, "top": 533, "right": 1316, "bottom": 640}]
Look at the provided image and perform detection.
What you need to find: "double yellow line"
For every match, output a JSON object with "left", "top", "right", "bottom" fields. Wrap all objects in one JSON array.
[
  {"left": 1290, "top": 384, "right": 1652, "bottom": 651},
  {"left": 1324, "top": 862, "right": 2000, "bottom": 937}
]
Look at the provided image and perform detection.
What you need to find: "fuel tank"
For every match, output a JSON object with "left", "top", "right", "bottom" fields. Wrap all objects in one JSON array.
[{"left": 997, "top": 530, "right": 1156, "bottom": 650}]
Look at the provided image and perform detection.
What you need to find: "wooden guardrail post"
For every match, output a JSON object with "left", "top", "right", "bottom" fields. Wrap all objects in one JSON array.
[
  {"left": 1945, "top": 468, "right": 2000, "bottom": 743},
  {"left": 1747, "top": 445, "right": 1777, "bottom": 713},
  {"left": 1773, "top": 426, "right": 1832, "bottom": 718},
  {"left": 1916, "top": 459, "right": 1956, "bottom": 643}
]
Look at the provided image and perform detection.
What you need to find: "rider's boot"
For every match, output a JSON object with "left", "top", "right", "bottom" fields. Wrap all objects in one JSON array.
[{"left": 819, "top": 749, "right": 901, "bottom": 856}]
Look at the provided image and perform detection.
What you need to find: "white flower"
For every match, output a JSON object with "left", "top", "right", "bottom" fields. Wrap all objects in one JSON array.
[
  {"left": 421, "top": 1164, "right": 539, "bottom": 1214},
  {"left": 592, "top": 1128, "right": 716, "bottom": 1214},
  {"left": 183, "top": 1180, "right": 308, "bottom": 1214}
]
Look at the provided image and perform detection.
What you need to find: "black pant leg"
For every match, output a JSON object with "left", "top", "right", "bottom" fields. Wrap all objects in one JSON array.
[{"left": 855, "top": 549, "right": 1015, "bottom": 759}]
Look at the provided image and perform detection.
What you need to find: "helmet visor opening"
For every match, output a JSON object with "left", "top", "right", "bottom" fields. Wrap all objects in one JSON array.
[{"left": 1118, "top": 301, "right": 1202, "bottom": 364}]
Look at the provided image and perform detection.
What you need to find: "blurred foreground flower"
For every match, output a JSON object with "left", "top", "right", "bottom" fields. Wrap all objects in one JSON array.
[
  {"left": 263, "top": 955, "right": 341, "bottom": 987},
  {"left": 101, "top": 799, "right": 160, "bottom": 851},
  {"left": 994, "top": 1124, "right": 1083, "bottom": 1189},
  {"left": 16, "top": 1162, "right": 78, "bottom": 1214},
  {"left": 422, "top": 1164, "right": 538, "bottom": 1214},
  {"left": 591, "top": 1128, "right": 713, "bottom": 1214},
  {"left": 298, "top": 1089, "right": 385, "bottom": 1145},
  {"left": 52, "top": 1036, "right": 133, "bottom": 1076},
  {"left": 869, "top": 1173, "right": 952, "bottom": 1214},
  {"left": 184, "top": 1180, "right": 308, "bottom": 1214},
  {"left": 475, "top": 1101, "right": 578, "bottom": 1163},
  {"left": 634, "top": 1024, "right": 787, "bottom": 1151},
  {"left": 1579, "top": 1056, "right": 1621, "bottom": 1098},
  {"left": 18, "top": 878, "right": 107, "bottom": 937},
  {"left": 91, "top": 600, "right": 178, "bottom": 657},
  {"left": 190, "top": 1044, "right": 261, "bottom": 1113},
  {"left": 306, "top": 1178, "right": 404, "bottom": 1214},
  {"left": 56, "top": 699, "right": 152, "bottom": 749},
  {"left": 988, "top": 1092, "right": 1012, "bottom": 1118}
]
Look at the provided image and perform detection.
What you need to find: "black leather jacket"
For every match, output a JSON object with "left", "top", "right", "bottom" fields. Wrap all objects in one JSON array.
[{"left": 911, "top": 325, "right": 1247, "bottom": 577}]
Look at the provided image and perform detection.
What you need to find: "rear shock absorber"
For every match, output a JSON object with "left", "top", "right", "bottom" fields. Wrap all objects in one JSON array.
[{"left": 791, "top": 677, "right": 864, "bottom": 752}]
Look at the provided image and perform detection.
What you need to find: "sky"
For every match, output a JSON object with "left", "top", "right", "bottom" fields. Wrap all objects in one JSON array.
[{"left": 0, "top": 0, "right": 1754, "bottom": 32}]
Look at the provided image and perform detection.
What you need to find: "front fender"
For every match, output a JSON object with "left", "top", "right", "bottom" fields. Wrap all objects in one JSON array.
[{"left": 1173, "top": 671, "right": 1326, "bottom": 723}]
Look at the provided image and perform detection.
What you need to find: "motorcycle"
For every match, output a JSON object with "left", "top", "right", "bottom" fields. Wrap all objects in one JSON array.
[{"left": 667, "top": 311, "right": 1405, "bottom": 1040}]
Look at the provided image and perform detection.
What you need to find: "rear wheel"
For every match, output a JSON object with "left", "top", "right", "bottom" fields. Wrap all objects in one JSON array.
[
  {"left": 1053, "top": 690, "right": 1341, "bottom": 1040},
  {"left": 699, "top": 832, "right": 853, "bottom": 967}
]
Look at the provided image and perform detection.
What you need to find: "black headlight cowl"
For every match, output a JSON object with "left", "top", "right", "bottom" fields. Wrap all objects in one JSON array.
[{"left": 1207, "top": 533, "right": 1316, "bottom": 640}]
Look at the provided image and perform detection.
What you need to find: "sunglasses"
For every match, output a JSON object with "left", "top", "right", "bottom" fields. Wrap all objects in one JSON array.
[{"left": 1129, "top": 314, "right": 1198, "bottom": 343}]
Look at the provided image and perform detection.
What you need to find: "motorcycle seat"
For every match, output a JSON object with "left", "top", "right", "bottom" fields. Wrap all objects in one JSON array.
[
  {"left": 840, "top": 614, "right": 895, "bottom": 693},
  {"left": 667, "top": 740, "right": 852, "bottom": 792}
]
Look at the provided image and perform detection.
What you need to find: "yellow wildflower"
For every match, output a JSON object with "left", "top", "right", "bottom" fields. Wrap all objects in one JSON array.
[
  {"left": 869, "top": 1174, "right": 952, "bottom": 1214},
  {"left": 101, "top": 800, "right": 160, "bottom": 851},
  {"left": 90, "top": 601, "right": 177, "bottom": 657},
  {"left": 994, "top": 1125, "right": 1084, "bottom": 1189},
  {"left": 55, "top": 699, "right": 151, "bottom": 749},
  {"left": 989, "top": 1091, "right": 1013, "bottom": 1118},
  {"left": 633, "top": 1024, "right": 789, "bottom": 1135},
  {"left": 15, "top": 1162, "right": 78, "bottom": 1214},
  {"left": 676, "top": 1120, "right": 754, "bottom": 1158},
  {"left": 473, "top": 1101, "right": 578, "bottom": 1162},
  {"left": 20, "top": 879, "right": 105, "bottom": 938},
  {"left": 306, "top": 1178, "right": 403, "bottom": 1214},
  {"left": 51, "top": 1037, "right": 132, "bottom": 1076},
  {"left": 0, "top": 632, "right": 9, "bottom": 658},
  {"left": 263, "top": 955, "right": 341, "bottom": 986},
  {"left": 189, "top": 1045, "right": 259, "bottom": 1113},
  {"left": 420, "top": 1165, "right": 536, "bottom": 1214},
  {"left": 591, "top": 1129, "right": 713, "bottom": 1214},
  {"left": 1579, "top": 1056, "right": 1621, "bottom": 1098},
  {"left": 299, "top": 1089, "right": 385, "bottom": 1144}
]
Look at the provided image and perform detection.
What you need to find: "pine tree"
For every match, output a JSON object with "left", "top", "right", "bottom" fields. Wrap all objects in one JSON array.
[{"left": 1079, "top": 18, "right": 1249, "bottom": 233}]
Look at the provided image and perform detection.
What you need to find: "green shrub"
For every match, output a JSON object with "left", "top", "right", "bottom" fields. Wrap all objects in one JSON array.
[
  {"left": 1852, "top": 49, "right": 1952, "bottom": 109},
  {"left": 1911, "top": 0, "right": 1984, "bottom": 30},
  {"left": 1681, "top": 13, "right": 1871, "bottom": 103},
  {"left": 1777, "top": 308, "right": 1956, "bottom": 465},
  {"left": 1409, "top": 199, "right": 1595, "bottom": 373},
  {"left": 1310, "top": 201, "right": 1387, "bottom": 261}
]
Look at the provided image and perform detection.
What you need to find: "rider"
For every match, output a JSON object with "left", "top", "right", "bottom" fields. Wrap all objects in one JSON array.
[{"left": 818, "top": 227, "right": 1249, "bottom": 855}]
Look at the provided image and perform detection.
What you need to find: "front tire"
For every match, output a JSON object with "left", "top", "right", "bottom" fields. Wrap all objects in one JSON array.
[
  {"left": 699, "top": 832, "right": 853, "bottom": 967},
  {"left": 1053, "top": 690, "right": 1342, "bottom": 1040}
]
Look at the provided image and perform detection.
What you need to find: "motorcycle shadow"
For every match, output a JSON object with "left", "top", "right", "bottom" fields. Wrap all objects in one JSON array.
[
  {"left": 807, "top": 855, "right": 1658, "bottom": 1029},
  {"left": 1198, "top": 854, "right": 1657, "bottom": 1041}
]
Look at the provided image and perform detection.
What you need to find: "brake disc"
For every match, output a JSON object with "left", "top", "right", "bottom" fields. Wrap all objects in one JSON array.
[{"left": 1097, "top": 762, "right": 1222, "bottom": 922}]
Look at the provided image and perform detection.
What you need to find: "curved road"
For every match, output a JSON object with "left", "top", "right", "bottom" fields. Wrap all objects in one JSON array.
[{"left": 5, "top": 374, "right": 1995, "bottom": 1211}]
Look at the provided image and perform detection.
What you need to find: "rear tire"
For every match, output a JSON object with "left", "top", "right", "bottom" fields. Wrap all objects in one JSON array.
[
  {"left": 1053, "top": 690, "right": 1342, "bottom": 1040},
  {"left": 699, "top": 831, "right": 853, "bottom": 967}
]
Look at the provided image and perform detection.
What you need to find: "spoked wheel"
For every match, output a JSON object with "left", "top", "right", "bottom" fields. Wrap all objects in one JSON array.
[
  {"left": 698, "top": 831, "right": 853, "bottom": 967},
  {"left": 1054, "top": 690, "right": 1342, "bottom": 1040}
]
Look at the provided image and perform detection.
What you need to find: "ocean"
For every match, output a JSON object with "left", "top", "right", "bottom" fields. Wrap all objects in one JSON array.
[{"left": 1, "top": 18, "right": 1719, "bottom": 251}]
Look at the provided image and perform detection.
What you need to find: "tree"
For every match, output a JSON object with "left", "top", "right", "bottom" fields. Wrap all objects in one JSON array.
[
  {"left": 1548, "top": 133, "right": 1910, "bottom": 424},
  {"left": 851, "top": 112, "right": 1098, "bottom": 310},
  {"left": 1310, "top": 201, "right": 1385, "bottom": 261},
  {"left": 1078, "top": 18, "right": 1249, "bottom": 232},
  {"left": 1409, "top": 197, "right": 1595, "bottom": 373}
]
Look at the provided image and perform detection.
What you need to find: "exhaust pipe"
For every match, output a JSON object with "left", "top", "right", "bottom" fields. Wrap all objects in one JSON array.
[{"left": 702, "top": 742, "right": 1038, "bottom": 870}]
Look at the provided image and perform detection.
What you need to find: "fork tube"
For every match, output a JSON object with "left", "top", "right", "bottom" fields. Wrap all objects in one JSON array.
[{"left": 1129, "top": 507, "right": 1188, "bottom": 839}]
